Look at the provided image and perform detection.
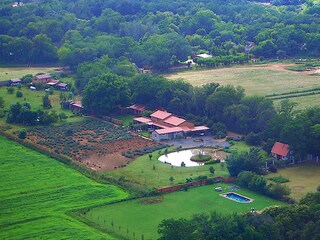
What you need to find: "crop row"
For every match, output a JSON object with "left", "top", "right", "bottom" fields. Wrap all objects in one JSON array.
[{"left": 122, "top": 144, "right": 168, "bottom": 158}]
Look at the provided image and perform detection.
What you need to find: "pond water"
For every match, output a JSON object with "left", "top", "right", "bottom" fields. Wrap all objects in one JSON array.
[{"left": 158, "top": 149, "right": 207, "bottom": 167}]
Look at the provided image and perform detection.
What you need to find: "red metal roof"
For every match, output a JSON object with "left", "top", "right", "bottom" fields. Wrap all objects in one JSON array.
[
  {"left": 134, "top": 117, "right": 152, "bottom": 124},
  {"left": 150, "top": 110, "right": 172, "bottom": 120},
  {"left": 155, "top": 127, "right": 184, "bottom": 135},
  {"left": 57, "top": 83, "right": 67, "bottom": 87},
  {"left": 271, "top": 142, "right": 289, "bottom": 157},
  {"left": 163, "top": 116, "right": 186, "bottom": 126},
  {"left": 35, "top": 74, "right": 51, "bottom": 80},
  {"left": 47, "top": 80, "right": 60, "bottom": 86}
]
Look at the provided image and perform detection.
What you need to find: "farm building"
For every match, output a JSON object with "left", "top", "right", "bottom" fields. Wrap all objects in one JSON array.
[
  {"left": 126, "top": 104, "right": 145, "bottom": 116},
  {"left": 271, "top": 141, "right": 293, "bottom": 160},
  {"left": 10, "top": 78, "right": 21, "bottom": 86},
  {"left": 32, "top": 74, "right": 52, "bottom": 84},
  {"left": 134, "top": 109, "right": 209, "bottom": 141}
]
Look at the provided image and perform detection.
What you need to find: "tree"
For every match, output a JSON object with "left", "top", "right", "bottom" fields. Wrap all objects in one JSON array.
[
  {"left": 169, "top": 176, "right": 174, "bottom": 185},
  {"left": 7, "top": 86, "right": 14, "bottom": 94},
  {"left": 18, "top": 129, "right": 27, "bottom": 139},
  {"left": 16, "top": 91, "right": 23, "bottom": 98},
  {"left": 158, "top": 218, "right": 196, "bottom": 240},
  {"left": 209, "top": 166, "right": 215, "bottom": 175},
  {"left": 42, "top": 94, "right": 52, "bottom": 109},
  {"left": 82, "top": 73, "right": 131, "bottom": 114},
  {"left": 0, "top": 97, "right": 5, "bottom": 108},
  {"left": 31, "top": 34, "right": 58, "bottom": 63}
]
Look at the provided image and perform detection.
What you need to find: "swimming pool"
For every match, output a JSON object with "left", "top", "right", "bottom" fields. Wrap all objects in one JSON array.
[{"left": 221, "top": 192, "right": 253, "bottom": 203}]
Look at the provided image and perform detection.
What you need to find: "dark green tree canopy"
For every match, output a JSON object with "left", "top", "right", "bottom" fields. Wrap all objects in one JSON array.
[{"left": 82, "top": 73, "right": 131, "bottom": 114}]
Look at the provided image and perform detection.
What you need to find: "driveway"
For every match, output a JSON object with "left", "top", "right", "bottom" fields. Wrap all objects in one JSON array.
[{"left": 160, "top": 136, "right": 230, "bottom": 148}]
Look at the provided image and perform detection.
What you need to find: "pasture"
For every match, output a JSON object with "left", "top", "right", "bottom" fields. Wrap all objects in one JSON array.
[
  {"left": 165, "top": 63, "right": 320, "bottom": 109},
  {"left": 268, "top": 162, "right": 320, "bottom": 200},
  {"left": 0, "top": 135, "right": 128, "bottom": 239},
  {"left": 78, "top": 183, "right": 284, "bottom": 240},
  {"left": 0, "top": 66, "right": 56, "bottom": 82}
]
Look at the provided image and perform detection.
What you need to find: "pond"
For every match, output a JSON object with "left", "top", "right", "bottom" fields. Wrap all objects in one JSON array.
[{"left": 158, "top": 149, "right": 208, "bottom": 167}]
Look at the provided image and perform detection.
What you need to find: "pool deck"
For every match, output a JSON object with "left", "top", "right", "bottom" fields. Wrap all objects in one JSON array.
[{"left": 160, "top": 136, "right": 231, "bottom": 148}]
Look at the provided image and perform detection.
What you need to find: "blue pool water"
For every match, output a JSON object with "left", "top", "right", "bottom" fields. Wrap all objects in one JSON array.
[{"left": 223, "top": 192, "right": 252, "bottom": 203}]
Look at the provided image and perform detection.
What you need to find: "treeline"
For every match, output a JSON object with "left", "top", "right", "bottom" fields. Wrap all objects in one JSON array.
[
  {"left": 0, "top": 0, "right": 320, "bottom": 69},
  {"left": 158, "top": 191, "right": 320, "bottom": 240}
]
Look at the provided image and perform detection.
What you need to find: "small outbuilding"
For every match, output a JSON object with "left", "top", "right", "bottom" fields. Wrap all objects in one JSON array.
[{"left": 271, "top": 141, "right": 292, "bottom": 160}]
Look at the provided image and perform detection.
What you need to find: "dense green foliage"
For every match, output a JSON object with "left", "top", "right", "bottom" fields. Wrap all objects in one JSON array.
[
  {"left": 158, "top": 192, "right": 320, "bottom": 240},
  {"left": 0, "top": 135, "right": 128, "bottom": 239},
  {"left": 1, "top": 0, "right": 319, "bottom": 69}
]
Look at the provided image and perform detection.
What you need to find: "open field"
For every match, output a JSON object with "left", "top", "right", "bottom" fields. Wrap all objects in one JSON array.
[
  {"left": 105, "top": 149, "right": 230, "bottom": 188},
  {"left": 0, "top": 66, "right": 57, "bottom": 82},
  {"left": 268, "top": 162, "right": 320, "bottom": 200},
  {"left": 165, "top": 63, "right": 320, "bottom": 108},
  {"left": 78, "top": 184, "right": 285, "bottom": 240},
  {"left": 273, "top": 94, "right": 320, "bottom": 110},
  {"left": 0, "top": 135, "right": 128, "bottom": 239}
]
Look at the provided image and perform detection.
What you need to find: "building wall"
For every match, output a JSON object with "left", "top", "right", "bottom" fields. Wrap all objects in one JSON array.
[{"left": 179, "top": 121, "right": 195, "bottom": 128}]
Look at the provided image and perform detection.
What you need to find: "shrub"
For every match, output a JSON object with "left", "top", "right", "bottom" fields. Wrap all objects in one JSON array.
[
  {"left": 269, "top": 176, "right": 289, "bottom": 183},
  {"left": 317, "top": 185, "right": 320, "bottom": 192},
  {"left": 267, "top": 183, "right": 291, "bottom": 200},
  {"left": 268, "top": 164, "right": 278, "bottom": 173},
  {"left": 190, "top": 154, "right": 212, "bottom": 162},
  {"left": 7, "top": 86, "right": 15, "bottom": 94},
  {"left": 16, "top": 91, "right": 23, "bottom": 98},
  {"left": 204, "top": 159, "right": 221, "bottom": 165},
  {"left": 18, "top": 129, "right": 27, "bottom": 139}
]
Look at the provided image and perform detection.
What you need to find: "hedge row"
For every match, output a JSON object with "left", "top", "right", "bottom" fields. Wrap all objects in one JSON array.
[
  {"left": 265, "top": 87, "right": 320, "bottom": 97},
  {"left": 268, "top": 91, "right": 320, "bottom": 100},
  {"left": 122, "top": 144, "right": 168, "bottom": 158}
]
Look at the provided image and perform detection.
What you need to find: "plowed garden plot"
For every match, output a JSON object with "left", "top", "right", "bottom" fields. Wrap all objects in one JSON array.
[{"left": 26, "top": 118, "right": 161, "bottom": 171}]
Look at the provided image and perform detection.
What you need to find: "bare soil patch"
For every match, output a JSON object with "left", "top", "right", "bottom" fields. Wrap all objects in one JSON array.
[{"left": 26, "top": 118, "right": 160, "bottom": 171}]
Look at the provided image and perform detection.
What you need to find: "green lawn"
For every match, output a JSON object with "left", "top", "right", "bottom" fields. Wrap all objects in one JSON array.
[
  {"left": 0, "top": 66, "right": 56, "bottom": 82},
  {"left": 105, "top": 149, "right": 230, "bottom": 189},
  {"left": 113, "top": 114, "right": 134, "bottom": 126},
  {"left": 79, "top": 184, "right": 285, "bottom": 240},
  {"left": 268, "top": 162, "right": 320, "bottom": 200},
  {"left": 0, "top": 135, "right": 129, "bottom": 239}
]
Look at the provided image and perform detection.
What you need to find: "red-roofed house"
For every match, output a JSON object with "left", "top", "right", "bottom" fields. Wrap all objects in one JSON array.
[
  {"left": 271, "top": 142, "right": 292, "bottom": 160},
  {"left": 33, "top": 74, "right": 52, "bottom": 84},
  {"left": 150, "top": 110, "right": 172, "bottom": 121}
]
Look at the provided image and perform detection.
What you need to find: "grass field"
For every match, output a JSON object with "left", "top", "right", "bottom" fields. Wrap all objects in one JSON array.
[
  {"left": 105, "top": 149, "right": 230, "bottom": 188},
  {"left": 165, "top": 64, "right": 320, "bottom": 109},
  {"left": 79, "top": 184, "right": 285, "bottom": 240},
  {"left": 0, "top": 135, "right": 129, "bottom": 239},
  {"left": 0, "top": 67, "right": 56, "bottom": 82},
  {"left": 273, "top": 94, "right": 320, "bottom": 110},
  {"left": 268, "top": 162, "right": 320, "bottom": 200}
]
